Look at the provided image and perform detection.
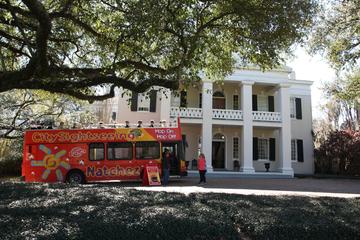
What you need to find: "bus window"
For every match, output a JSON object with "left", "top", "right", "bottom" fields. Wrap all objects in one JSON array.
[
  {"left": 89, "top": 143, "right": 105, "bottom": 161},
  {"left": 135, "top": 141, "right": 160, "bottom": 159},
  {"left": 107, "top": 142, "right": 133, "bottom": 160}
]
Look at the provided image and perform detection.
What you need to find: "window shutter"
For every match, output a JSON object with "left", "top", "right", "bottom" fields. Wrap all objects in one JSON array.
[
  {"left": 149, "top": 90, "right": 157, "bottom": 112},
  {"left": 268, "top": 96, "right": 274, "bottom": 112},
  {"left": 199, "top": 93, "right": 202, "bottom": 108},
  {"left": 233, "top": 95, "right": 239, "bottom": 110},
  {"left": 295, "top": 98, "right": 302, "bottom": 119},
  {"left": 252, "top": 95, "right": 258, "bottom": 111},
  {"left": 297, "top": 139, "right": 304, "bottom": 162},
  {"left": 130, "top": 92, "right": 138, "bottom": 111},
  {"left": 253, "top": 137, "right": 258, "bottom": 160},
  {"left": 269, "top": 138, "right": 275, "bottom": 161}
]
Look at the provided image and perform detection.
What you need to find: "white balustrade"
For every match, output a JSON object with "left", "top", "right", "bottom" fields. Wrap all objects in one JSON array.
[
  {"left": 252, "top": 111, "right": 281, "bottom": 122},
  {"left": 212, "top": 109, "right": 243, "bottom": 120},
  {"left": 170, "top": 107, "right": 203, "bottom": 118},
  {"left": 171, "top": 107, "right": 281, "bottom": 122}
]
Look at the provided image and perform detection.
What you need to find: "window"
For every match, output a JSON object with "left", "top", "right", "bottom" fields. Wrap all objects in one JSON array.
[
  {"left": 137, "top": 93, "right": 150, "bottom": 111},
  {"left": 107, "top": 142, "right": 132, "bottom": 160},
  {"left": 180, "top": 90, "right": 187, "bottom": 107},
  {"left": 291, "top": 139, "right": 297, "bottom": 161},
  {"left": 233, "top": 137, "right": 239, "bottom": 159},
  {"left": 290, "top": 97, "right": 296, "bottom": 118},
  {"left": 233, "top": 95, "right": 239, "bottom": 110},
  {"left": 257, "top": 95, "right": 268, "bottom": 111},
  {"left": 89, "top": 143, "right": 105, "bottom": 161},
  {"left": 136, "top": 141, "right": 160, "bottom": 159},
  {"left": 258, "top": 138, "right": 269, "bottom": 160}
]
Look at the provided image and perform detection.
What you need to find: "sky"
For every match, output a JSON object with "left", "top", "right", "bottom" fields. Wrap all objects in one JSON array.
[{"left": 285, "top": 47, "right": 336, "bottom": 119}]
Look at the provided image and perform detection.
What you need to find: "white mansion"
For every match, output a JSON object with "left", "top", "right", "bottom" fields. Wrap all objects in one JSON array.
[{"left": 92, "top": 66, "right": 314, "bottom": 177}]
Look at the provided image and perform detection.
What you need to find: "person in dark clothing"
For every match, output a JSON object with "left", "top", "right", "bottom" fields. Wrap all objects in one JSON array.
[{"left": 162, "top": 149, "right": 171, "bottom": 186}]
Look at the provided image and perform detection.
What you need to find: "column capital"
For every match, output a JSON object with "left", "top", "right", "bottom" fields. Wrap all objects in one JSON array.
[
  {"left": 241, "top": 80, "right": 255, "bottom": 86},
  {"left": 277, "top": 83, "right": 291, "bottom": 89}
]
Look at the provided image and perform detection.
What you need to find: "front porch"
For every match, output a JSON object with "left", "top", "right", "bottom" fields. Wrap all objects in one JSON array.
[
  {"left": 181, "top": 123, "right": 294, "bottom": 176},
  {"left": 186, "top": 170, "right": 293, "bottom": 178}
]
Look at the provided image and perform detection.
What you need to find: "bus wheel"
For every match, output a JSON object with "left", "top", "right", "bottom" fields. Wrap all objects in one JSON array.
[{"left": 66, "top": 170, "right": 85, "bottom": 184}]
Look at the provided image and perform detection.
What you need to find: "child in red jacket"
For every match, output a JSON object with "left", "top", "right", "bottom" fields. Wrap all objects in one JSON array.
[{"left": 197, "top": 153, "right": 207, "bottom": 184}]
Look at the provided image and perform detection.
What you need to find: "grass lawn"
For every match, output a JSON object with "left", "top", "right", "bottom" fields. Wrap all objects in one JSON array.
[{"left": 1, "top": 180, "right": 360, "bottom": 240}]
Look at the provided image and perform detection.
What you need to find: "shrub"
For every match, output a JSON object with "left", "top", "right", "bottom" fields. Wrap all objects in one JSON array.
[
  {"left": 0, "top": 155, "right": 22, "bottom": 176},
  {"left": 0, "top": 139, "right": 23, "bottom": 177},
  {"left": 315, "top": 130, "right": 360, "bottom": 175}
]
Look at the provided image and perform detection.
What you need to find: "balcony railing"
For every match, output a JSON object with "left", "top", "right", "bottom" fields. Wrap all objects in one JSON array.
[
  {"left": 212, "top": 109, "right": 243, "bottom": 120},
  {"left": 171, "top": 107, "right": 281, "bottom": 122},
  {"left": 252, "top": 111, "right": 281, "bottom": 122},
  {"left": 170, "top": 107, "right": 203, "bottom": 118}
]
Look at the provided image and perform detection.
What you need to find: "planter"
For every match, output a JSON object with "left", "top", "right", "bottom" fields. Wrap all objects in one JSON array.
[{"left": 264, "top": 163, "right": 270, "bottom": 172}]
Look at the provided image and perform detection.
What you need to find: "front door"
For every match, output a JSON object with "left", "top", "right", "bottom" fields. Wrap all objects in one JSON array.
[{"left": 212, "top": 141, "right": 225, "bottom": 169}]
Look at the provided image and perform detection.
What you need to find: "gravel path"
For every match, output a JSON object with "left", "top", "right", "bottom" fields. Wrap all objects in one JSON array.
[{"left": 130, "top": 177, "right": 360, "bottom": 198}]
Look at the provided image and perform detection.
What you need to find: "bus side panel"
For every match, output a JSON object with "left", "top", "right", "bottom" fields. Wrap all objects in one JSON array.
[{"left": 23, "top": 143, "right": 88, "bottom": 183}]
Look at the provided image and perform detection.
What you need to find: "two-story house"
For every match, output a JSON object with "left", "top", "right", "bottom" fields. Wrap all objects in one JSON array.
[{"left": 93, "top": 66, "right": 314, "bottom": 177}]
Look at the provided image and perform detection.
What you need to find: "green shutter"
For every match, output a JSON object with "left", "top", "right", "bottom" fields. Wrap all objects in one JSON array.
[
  {"left": 297, "top": 139, "right": 304, "bottom": 162},
  {"left": 130, "top": 92, "right": 138, "bottom": 111},
  {"left": 252, "top": 95, "right": 257, "bottom": 111},
  {"left": 295, "top": 98, "right": 302, "bottom": 119},
  {"left": 149, "top": 90, "right": 157, "bottom": 112},
  {"left": 269, "top": 138, "right": 275, "bottom": 161},
  {"left": 253, "top": 137, "right": 258, "bottom": 160},
  {"left": 268, "top": 96, "right": 274, "bottom": 112}
]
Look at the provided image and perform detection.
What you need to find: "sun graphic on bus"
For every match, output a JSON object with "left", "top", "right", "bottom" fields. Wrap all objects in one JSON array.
[{"left": 30, "top": 145, "right": 71, "bottom": 181}]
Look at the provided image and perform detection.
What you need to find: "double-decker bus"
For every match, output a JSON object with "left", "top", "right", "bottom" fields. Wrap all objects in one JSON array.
[{"left": 22, "top": 119, "right": 187, "bottom": 183}]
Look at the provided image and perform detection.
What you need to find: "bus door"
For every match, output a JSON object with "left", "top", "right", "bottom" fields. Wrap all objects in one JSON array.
[
  {"left": 162, "top": 141, "right": 182, "bottom": 175},
  {"left": 105, "top": 142, "right": 137, "bottom": 180}
]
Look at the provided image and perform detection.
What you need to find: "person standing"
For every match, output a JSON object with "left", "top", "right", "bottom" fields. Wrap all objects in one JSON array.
[
  {"left": 198, "top": 153, "right": 207, "bottom": 184},
  {"left": 162, "top": 149, "right": 171, "bottom": 186}
]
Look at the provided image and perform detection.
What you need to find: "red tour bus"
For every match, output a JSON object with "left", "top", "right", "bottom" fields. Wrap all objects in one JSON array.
[{"left": 22, "top": 119, "right": 187, "bottom": 183}]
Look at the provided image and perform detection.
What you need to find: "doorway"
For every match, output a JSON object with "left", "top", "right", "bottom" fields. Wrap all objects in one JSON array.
[
  {"left": 212, "top": 133, "right": 225, "bottom": 169},
  {"left": 162, "top": 142, "right": 182, "bottom": 175}
]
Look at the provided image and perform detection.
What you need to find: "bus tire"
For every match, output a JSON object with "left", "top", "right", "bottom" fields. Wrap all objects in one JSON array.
[{"left": 66, "top": 170, "right": 85, "bottom": 184}]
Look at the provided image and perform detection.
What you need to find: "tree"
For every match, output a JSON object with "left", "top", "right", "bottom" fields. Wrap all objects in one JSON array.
[
  {"left": 0, "top": 0, "right": 317, "bottom": 101},
  {"left": 321, "top": 70, "right": 360, "bottom": 130},
  {"left": 0, "top": 89, "right": 96, "bottom": 139},
  {"left": 310, "top": 0, "right": 360, "bottom": 70}
]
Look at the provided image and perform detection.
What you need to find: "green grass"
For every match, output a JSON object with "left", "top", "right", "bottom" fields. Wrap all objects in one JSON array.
[{"left": 1, "top": 181, "right": 360, "bottom": 240}]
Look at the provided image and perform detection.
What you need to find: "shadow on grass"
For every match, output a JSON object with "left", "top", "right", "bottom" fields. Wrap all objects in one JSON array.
[{"left": 1, "top": 181, "right": 360, "bottom": 240}]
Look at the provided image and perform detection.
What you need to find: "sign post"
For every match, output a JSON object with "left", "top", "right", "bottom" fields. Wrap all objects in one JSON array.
[{"left": 142, "top": 165, "right": 161, "bottom": 186}]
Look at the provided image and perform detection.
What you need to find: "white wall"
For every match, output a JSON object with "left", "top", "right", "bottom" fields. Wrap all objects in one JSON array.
[{"left": 290, "top": 94, "right": 314, "bottom": 174}]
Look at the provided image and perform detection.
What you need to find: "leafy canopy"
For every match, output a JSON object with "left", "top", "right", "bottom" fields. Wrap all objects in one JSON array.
[
  {"left": 310, "top": 0, "right": 360, "bottom": 70},
  {"left": 0, "top": 0, "right": 317, "bottom": 101}
]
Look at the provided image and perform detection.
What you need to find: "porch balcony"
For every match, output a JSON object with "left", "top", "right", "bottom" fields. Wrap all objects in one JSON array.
[
  {"left": 170, "top": 107, "right": 281, "bottom": 122},
  {"left": 252, "top": 111, "right": 281, "bottom": 122}
]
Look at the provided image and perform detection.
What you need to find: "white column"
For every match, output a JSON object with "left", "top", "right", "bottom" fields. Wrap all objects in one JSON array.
[
  {"left": 201, "top": 81, "right": 213, "bottom": 172},
  {"left": 278, "top": 84, "right": 294, "bottom": 176},
  {"left": 160, "top": 88, "right": 171, "bottom": 124},
  {"left": 240, "top": 81, "right": 255, "bottom": 173}
]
